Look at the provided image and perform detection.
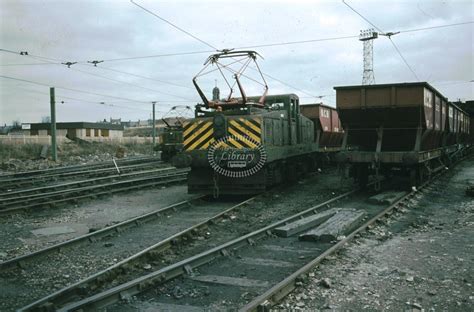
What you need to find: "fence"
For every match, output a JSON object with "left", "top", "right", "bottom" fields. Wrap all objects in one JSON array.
[{"left": 0, "top": 135, "right": 159, "bottom": 145}]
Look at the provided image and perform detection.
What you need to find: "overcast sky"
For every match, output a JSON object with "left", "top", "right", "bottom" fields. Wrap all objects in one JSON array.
[{"left": 0, "top": 0, "right": 472, "bottom": 125}]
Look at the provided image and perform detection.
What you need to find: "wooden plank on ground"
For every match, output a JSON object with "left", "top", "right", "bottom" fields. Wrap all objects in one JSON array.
[
  {"left": 191, "top": 275, "right": 269, "bottom": 288},
  {"left": 238, "top": 257, "right": 294, "bottom": 268},
  {"left": 273, "top": 208, "right": 339, "bottom": 237},
  {"left": 299, "top": 209, "right": 365, "bottom": 243}
]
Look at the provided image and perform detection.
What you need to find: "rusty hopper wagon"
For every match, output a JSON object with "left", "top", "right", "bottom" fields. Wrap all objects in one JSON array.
[
  {"left": 334, "top": 82, "right": 470, "bottom": 187},
  {"left": 300, "top": 104, "right": 344, "bottom": 151}
]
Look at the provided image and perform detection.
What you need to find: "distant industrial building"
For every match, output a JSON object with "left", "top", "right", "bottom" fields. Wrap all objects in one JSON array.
[{"left": 22, "top": 122, "right": 124, "bottom": 138}]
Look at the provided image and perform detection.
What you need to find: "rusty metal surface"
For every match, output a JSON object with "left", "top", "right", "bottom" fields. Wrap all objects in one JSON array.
[
  {"left": 334, "top": 82, "right": 470, "bottom": 152},
  {"left": 300, "top": 104, "right": 344, "bottom": 148}
]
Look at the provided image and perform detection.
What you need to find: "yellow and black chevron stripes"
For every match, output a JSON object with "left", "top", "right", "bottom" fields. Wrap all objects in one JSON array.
[
  {"left": 183, "top": 117, "right": 262, "bottom": 151},
  {"left": 183, "top": 120, "right": 214, "bottom": 151},
  {"left": 228, "top": 118, "right": 261, "bottom": 148}
]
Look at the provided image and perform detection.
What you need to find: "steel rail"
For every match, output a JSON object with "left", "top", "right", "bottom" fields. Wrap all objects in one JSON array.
[
  {"left": 241, "top": 154, "right": 472, "bottom": 311},
  {"left": 41, "top": 190, "right": 357, "bottom": 312},
  {"left": 0, "top": 196, "right": 204, "bottom": 271},
  {"left": 240, "top": 184, "right": 426, "bottom": 311},
  {"left": 0, "top": 161, "right": 164, "bottom": 189},
  {"left": 0, "top": 168, "right": 188, "bottom": 204},
  {"left": 0, "top": 171, "right": 188, "bottom": 215},
  {"left": 19, "top": 196, "right": 258, "bottom": 312},
  {"left": 0, "top": 167, "right": 180, "bottom": 199},
  {"left": 0, "top": 156, "right": 159, "bottom": 179}
]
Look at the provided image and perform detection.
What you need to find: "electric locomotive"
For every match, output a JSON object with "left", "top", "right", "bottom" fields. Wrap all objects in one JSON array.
[
  {"left": 184, "top": 50, "right": 321, "bottom": 195},
  {"left": 156, "top": 106, "right": 193, "bottom": 166}
]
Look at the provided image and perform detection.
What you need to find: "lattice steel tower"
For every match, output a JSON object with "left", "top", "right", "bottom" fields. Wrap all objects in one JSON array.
[{"left": 359, "top": 29, "right": 378, "bottom": 85}]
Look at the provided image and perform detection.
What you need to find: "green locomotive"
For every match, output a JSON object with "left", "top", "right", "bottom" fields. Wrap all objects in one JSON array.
[
  {"left": 184, "top": 93, "right": 321, "bottom": 195},
  {"left": 156, "top": 106, "right": 192, "bottom": 165},
  {"left": 184, "top": 50, "right": 325, "bottom": 195}
]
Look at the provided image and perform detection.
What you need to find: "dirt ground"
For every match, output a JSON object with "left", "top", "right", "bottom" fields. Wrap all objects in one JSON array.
[
  {"left": 279, "top": 158, "right": 474, "bottom": 311},
  {"left": 0, "top": 142, "right": 154, "bottom": 172}
]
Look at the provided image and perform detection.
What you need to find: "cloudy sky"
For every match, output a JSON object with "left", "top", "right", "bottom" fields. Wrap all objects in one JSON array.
[{"left": 0, "top": 0, "right": 472, "bottom": 125}]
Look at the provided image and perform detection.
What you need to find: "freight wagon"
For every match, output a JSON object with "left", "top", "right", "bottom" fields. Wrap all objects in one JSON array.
[
  {"left": 300, "top": 103, "right": 344, "bottom": 151},
  {"left": 334, "top": 82, "right": 470, "bottom": 187},
  {"left": 453, "top": 100, "right": 474, "bottom": 144}
]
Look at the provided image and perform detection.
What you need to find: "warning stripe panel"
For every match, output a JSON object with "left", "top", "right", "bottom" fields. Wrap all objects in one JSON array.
[
  {"left": 229, "top": 119, "right": 261, "bottom": 144},
  {"left": 227, "top": 137, "right": 244, "bottom": 149},
  {"left": 239, "top": 117, "right": 261, "bottom": 135},
  {"left": 184, "top": 121, "right": 214, "bottom": 151},
  {"left": 184, "top": 116, "right": 262, "bottom": 151},
  {"left": 236, "top": 118, "right": 261, "bottom": 141},
  {"left": 201, "top": 137, "right": 215, "bottom": 149},
  {"left": 228, "top": 127, "right": 257, "bottom": 148},
  {"left": 183, "top": 121, "right": 202, "bottom": 137},
  {"left": 184, "top": 121, "right": 212, "bottom": 146},
  {"left": 247, "top": 117, "right": 261, "bottom": 129},
  {"left": 186, "top": 127, "right": 214, "bottom": 151}
]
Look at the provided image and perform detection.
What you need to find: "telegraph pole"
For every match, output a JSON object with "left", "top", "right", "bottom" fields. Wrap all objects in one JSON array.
[
  {"left": 50, "top": 87, "right": 57, "bottom": 161},
  {"left": 152, "top": 101, "right": 156, "bottom": 150}
]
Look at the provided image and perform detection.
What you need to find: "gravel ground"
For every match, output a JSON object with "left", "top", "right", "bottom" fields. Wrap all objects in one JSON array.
[
  {"left": 279, "top": 158, "right": 474, "bottom": 311},
  {"left": 1, "top": 167, "right": 354, "bottom": 312},
  {"left": 0, "top": 197, "right": 238, "bottom": 311},
  {"left": 100, "top": 168, "right": 355, "bottom": 311},
  {"left": 0, "top": 184, "right": 194, "bottom": 259}
]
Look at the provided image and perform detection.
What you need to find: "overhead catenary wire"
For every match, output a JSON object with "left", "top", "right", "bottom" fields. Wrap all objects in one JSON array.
[
  {"left": 1, "top": 81, "right": 190, "bottom": 119},
  {"left": 1, "top": 19, "right": 472, "bottom": 65},
  {"left": 341, "top": 0, "right": 421, "bottom": 82},
  {"left": 399, "top": 21, "right": 474, "bottom": 34},
  {"left": 2, "top": 50, "right": 199, "bottom": 103},
  {"left": 1, "top": 20, "right": 472, "bottom": 65},
  {"left": 0, "top": 74, "right": 160, "bottom": 104},
  {"left": 65, "top": 66, "right": 196, "bottom": 101},
  {"left": 342, "top": 0, "right": 384, "bottom": 33},
  {"left": 1, "top": 48, "right": 194, "bottom": 91},
  {"left": 388, "top": 38, "right": 420, "bottom": 81},
  {"left": 5, "top": 86, "right": 154, "bottom": 113},
  {"left": 130, "top": 0, "right": 218, "bottom": 50},
  {"left": 235, "top": 35, "right": 359, "bottom": 49},
  {"left": 130, "top": 0, "right": 324, "bottom": 99},
  {"left": 5, "top": 84, "right": 158, "bottom": 112},
  {"left": 91, "top": 65, "right": 193, "bottom": 89}
]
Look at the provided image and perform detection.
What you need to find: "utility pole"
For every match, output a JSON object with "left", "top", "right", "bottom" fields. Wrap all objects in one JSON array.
[
  {"left": 50, "top": 87, "right": 57, "bottom": 161},
  {"left": 152, "top": 101, "right": 156, "bottom": 150},
  {"left": 359, "top": 28, "right": 378, "bottom": 85}
]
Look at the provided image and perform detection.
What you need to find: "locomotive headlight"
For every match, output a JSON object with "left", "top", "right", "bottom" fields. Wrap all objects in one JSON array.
[{"left": 213, "top": 114, "right": 227, "bottom": 139}]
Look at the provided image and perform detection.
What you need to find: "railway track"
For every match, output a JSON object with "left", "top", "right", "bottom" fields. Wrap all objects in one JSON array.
[
  {"left": 0, "top": 160, "right": 164, "bottom": 190},
  {"left": 1, "top": 196, "right": 254, "bottom": 311},
  {"left": 0, "top": 156, "right": 162, "bottom": 190},
  {"left": 27, "top": 166, "right": 456, "bottom": 312},
  {"left": 0, "top": 155, "right": 158, "bottom": 179},
  {"left": 15, "top": 179, "right": 354, "bottom": 311},
  {"left": 0, "top": 167, "right": 189, "bottom": 215}
]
